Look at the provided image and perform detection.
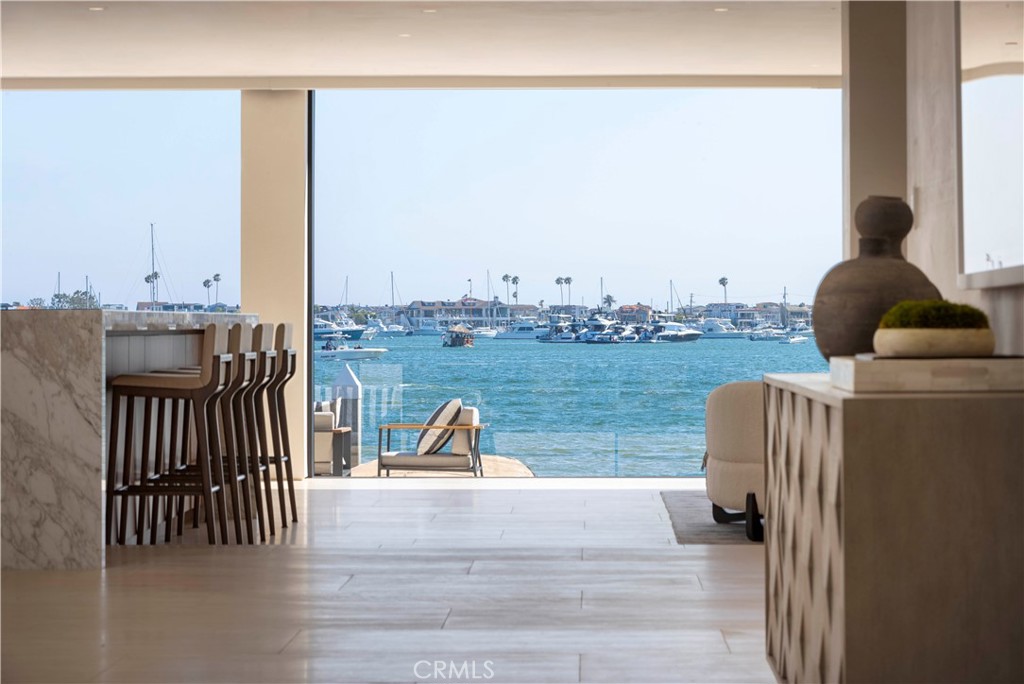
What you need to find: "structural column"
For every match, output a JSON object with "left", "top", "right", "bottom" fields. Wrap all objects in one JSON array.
[
  {"left": 241, "top": 90, "right": 310, "bottom": 479},
  {"left": 842, "top": 1, "right": 908, "bottom": 258}
]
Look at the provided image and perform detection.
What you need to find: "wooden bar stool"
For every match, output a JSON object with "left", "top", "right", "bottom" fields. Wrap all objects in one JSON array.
[
  {"left": 267, "top": 323, "right": 299, "bottom": 525},
  {"left": 244, "top": 323, "right": 279, "bottom": 537},
  {"left": 105, "top": 323, "right": 232, "bottom": 545},
  {"left": 146, "top": 323, "right": 260, "bottom": 545}
]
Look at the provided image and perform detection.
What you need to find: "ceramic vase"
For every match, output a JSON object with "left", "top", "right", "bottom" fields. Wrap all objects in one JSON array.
[{"left": 812, "top": 196, "right": 942, "bottom": 359}]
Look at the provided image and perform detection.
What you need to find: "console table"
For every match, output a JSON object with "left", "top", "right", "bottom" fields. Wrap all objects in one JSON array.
[{"left": 763, "top": 373, "right": 1023, "bottom": 683}]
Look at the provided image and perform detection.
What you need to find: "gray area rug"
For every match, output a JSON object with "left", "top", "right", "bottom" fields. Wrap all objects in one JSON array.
[{"left": 660, "top": 490, "right": 760, "bottom": 545}]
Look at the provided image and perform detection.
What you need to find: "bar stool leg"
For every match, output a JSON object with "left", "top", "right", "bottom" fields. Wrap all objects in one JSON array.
[
  {"left": 191, "top": 397, "right": 219, "bottom": 545},
  {"left": 204, "top": 399, "right": 230, "bottom": 544},
  {"left": 236, "top": 397, "right": 266, "bottom": 543},
  {"left": 218, "top": 398, "right": 246, "bottom": 545},
  {"left": 274, "top": 389, "right": 299, "bottom": 523},
  {"left": 105, "top": 390, "right": 122, "bottom": 546},
  {"left": 136, "top": 397, "right": 155, "bottom": 545},
  {"left": 252, "top": 394, "right": 277, "bottom": 536},
  {"left": 118, "top": 396, "right": 137, "bottom": 545}
]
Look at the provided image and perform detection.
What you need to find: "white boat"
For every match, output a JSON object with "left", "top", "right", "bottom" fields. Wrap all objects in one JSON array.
[
  {"left": 779, "top": 334, "right": 809, "bottom": 345},
  {"left": 314, "top": 343, "right": 388, "bottom": 360},
  {"left": 470, "top": 326, "right": 498, "bottom": 338},
  {"left": 412, "top": 319, "right": 445, "bottom": 336},
  {"left": 748, "top": 328, "right": 786, "bottom": 341},
  {"left": 495, "top": 321, "right": 549, "bottom": 340},
  {"left": 314, "top": 315, "right": 370, "bottom": 341},
  {"left": 366, "top": 318, "right": 412, "bottom": 338},
  {"left": 700, "top": 318, "right": 748, "bottom": 339},
  {"left": 652, "top": 320, "right": 702, "bottom": 343}
]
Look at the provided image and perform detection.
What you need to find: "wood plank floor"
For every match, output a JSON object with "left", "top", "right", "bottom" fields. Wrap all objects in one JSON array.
[{"left": 1, "top": 479, "right": 773, "bottom": 683}]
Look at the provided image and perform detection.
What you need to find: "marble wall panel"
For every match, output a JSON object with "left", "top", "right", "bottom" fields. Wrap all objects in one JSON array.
[{"left": 2, "top": 310, "right": 105, "bottom": 569}]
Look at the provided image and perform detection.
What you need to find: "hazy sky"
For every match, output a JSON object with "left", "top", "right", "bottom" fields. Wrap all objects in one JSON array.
[
  {"left": 315, "top": 88, "right": 842, "bottom": 309},
  {"left": 3, "top": 87, "right": 844, "bottom": 309},
  {"left": 2, "top": 90, "right": 241, "bottom": 307}
]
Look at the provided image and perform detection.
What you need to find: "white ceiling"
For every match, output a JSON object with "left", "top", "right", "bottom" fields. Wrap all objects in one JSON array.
[
  {"left": 1, "top": 1, "right": 1019, "bottom": 87},
  {"left": 2, "top": 1, "right": 845, "bottom": 85}
]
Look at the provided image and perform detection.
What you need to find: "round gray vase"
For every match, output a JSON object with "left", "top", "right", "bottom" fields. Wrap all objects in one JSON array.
[{"left": 812, "top": 196, "right": 941, "bottom": 359}]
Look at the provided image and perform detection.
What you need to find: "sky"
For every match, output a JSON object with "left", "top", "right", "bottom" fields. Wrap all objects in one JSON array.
[
  {"left": 314, "top": 88, "right": 843, "bottom": 309},
  {"left": 2, "top": 87, "right": 846, "bottom": 309}
]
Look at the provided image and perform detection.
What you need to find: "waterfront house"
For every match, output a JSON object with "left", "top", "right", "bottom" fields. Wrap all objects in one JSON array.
[{"left": 2, "top": 3, "right": 1022, "bottom": 683}]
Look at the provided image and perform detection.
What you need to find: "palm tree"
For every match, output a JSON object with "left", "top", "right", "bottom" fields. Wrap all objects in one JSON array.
[
  {"left": 212, "top": 273, "right": 221, "bottom": 303},
  {"left": 555, "top": 277, "right": 564, "bottom": 305},
  {"left": 502, "top": 273, "right": 511, "bottom": 306},
  {"left": 718, "top": 276, "right": 729, "bottom": 303},
  {"left": 144, "top": 271, "right": 160, "bottom": 302},
  {"left": 564, "top": 276, "right": 573, "bottom": 309},
  {"left": 603, "top": 294, "right": 616, "bottom": 311},
  {"left": 511, "top": 275, "right": 520, "bottom": 305},
  {"left": 202, "top": 278, "right": 213, "bottom": 306}
]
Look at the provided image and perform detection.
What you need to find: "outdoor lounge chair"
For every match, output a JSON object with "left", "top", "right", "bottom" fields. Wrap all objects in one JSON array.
[
  {"left": 703, "top": 380, "right": 765, "bottom": 541},
  {"left": 377, "top": 400, "right": 486, "bottom": 476}
]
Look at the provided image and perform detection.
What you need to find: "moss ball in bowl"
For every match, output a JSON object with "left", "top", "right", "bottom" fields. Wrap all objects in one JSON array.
[{"left": 873, "top": 300, "right": 995, "bottom": 357}]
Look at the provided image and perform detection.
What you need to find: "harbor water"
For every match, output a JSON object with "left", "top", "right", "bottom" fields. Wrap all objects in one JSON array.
[{"left": 313, "top": 336, "right": 828, "bottom": 477}]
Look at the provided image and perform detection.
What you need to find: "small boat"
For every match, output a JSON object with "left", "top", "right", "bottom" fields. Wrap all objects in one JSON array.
[
  {"left": 470, "top": 326, "right": 498, "bottom": 339},
  {"left": 495, "top": 321, "right": 550, "bottom": 340},
  {"left": 749, "top": 328, "right": 786, "bottom": 341},
  {"left": 779, "top": 334, "right": 809, "bottom": 345},
  {"left": 314, "top": 342, "right": 388, "bottom": 360},
  {"left": 651, "top": 319, "right": 702, "bottom": 343},
  {"left": 442, "top": 325, "right": 475, "bottom": 348},
  {"left": 584, "top": 331, "right": 620, "bottom": 344},
  {"left": 700, "top": 318, "right": 748, "bottom": 339}
]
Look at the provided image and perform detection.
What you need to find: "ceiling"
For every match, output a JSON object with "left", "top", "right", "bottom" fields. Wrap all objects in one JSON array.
[
  {"left": 2, "top": 1, "right": 845, "bottom": 86},
  {"left": 0, "top": 1, "right": 1019, "bottom": 88}
]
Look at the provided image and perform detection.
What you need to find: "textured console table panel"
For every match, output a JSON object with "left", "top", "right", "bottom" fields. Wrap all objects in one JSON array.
[{"left": 765, "top": 374, "right": 1024, "bottom": 684}]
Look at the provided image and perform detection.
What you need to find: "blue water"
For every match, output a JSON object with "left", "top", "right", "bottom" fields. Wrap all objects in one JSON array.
[{"left": 313, "top": 336, "right": 828, "bottom": 477}]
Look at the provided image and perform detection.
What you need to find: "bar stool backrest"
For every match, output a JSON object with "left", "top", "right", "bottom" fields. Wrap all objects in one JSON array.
[
  {"left": 199, "top": 323, "right": 228, "bottom": 386},
  {"left": 253, "top": 323, "right": 276, "bottom": 353},
  {"left": 274, "top": 322, "right": 293, "bottom": 351}
]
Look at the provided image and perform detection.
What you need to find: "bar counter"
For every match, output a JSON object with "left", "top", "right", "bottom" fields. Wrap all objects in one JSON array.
[{"left": 1, "top": 309, "right": 258, "bottom": 569}]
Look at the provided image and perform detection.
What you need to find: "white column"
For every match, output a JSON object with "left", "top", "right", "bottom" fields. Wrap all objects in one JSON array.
[
  {"left": 241, "top": 90, "right": 310, "bottom": 478},
  {"left": 842, "top": 1, "right": 908, "bottom": 258}
]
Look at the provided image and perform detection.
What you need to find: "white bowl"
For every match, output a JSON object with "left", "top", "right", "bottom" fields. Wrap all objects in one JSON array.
[{"left": 873, "top": 328, "right": 996, "bottom": 358}]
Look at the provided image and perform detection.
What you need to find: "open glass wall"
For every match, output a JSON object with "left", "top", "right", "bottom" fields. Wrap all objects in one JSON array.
[{"left": 312, "top": 89, "right": 837, "bottom": 476}]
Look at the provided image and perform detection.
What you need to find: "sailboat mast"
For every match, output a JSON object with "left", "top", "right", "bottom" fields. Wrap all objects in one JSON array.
[
  {"left": 390, "top": 271, "right": 395, "bottom": 308},
  {"left": 150, "top": 223, "right": 157, "bottom": 303},
  {"left": 669, "top": 280, "right": 674, "bottom": 314}
]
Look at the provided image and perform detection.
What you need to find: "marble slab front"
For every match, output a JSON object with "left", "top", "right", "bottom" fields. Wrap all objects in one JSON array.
[{"left": 2, "top": 310, "right": 105, "bottom": 569}]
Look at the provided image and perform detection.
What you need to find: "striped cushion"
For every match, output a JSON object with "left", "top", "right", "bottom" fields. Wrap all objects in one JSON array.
[{"left": 417, "top": 399, "right": 463, "bottom": 455}]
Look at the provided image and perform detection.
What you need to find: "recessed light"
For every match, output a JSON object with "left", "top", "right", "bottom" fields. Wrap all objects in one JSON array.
[
  {"left": 713, "top": 7, "right": 729, "bottom": 12},
  {"left": 398, "top": 33, "right": 412, "bottom": 38},
  {"left": 422, "top": 9, "right": 438, "bottom": 13},
  {"left": 88, "top": 6, "right": 105, "bottom": 11}
]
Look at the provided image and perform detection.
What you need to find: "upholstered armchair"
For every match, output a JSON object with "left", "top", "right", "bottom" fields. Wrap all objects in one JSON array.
[{"left": 703, "top": 380, "right": 765, "bottom": 541}]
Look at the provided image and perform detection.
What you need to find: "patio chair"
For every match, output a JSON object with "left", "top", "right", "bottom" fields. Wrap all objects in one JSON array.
[
  {"left": 313, "top": 398, "right": 353, "bottom": 476},
  {"left": 377, "top": 399, "right": 486, "bottom": 476},
  {"left": 703, "top": 380, "right": 765, "bottom": 541}
]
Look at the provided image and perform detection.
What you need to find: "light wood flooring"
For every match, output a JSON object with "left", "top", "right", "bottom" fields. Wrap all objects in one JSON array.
[{"left": 2, "top": 478, "right": 772, "bottom": 684}]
